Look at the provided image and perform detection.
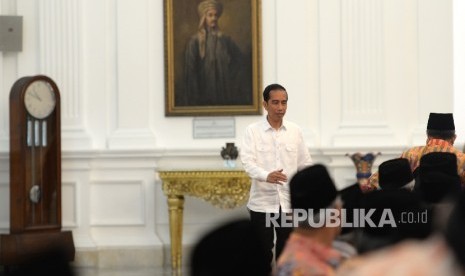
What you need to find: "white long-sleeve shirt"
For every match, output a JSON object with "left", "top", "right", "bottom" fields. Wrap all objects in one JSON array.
[{"left": 240, "top": 118, "right": 313, "bottom": 213}]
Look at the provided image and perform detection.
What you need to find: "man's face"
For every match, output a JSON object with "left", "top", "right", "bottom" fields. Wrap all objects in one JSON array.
[
  {"left": 263, "top": 90, "right": 288, "bottom": 120},
  {"left": 205, "top": 8, "right": 219, "bottom": 29}
]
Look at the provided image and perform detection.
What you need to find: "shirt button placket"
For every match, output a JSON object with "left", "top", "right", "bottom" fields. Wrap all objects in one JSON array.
[{"left": 275, "top": 131, "right": 281, "bottom": 167}]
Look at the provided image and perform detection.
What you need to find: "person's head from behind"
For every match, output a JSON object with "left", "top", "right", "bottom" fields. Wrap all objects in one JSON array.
[
  {"left": 426, "top": 113, "right": 456, "bottom": 144},
  {"left": 339, "top": 182, "right": 363, "bottom": 235},
  {"left": 263, "top": 83, "right": 288, "bottom": 121},
  {"left": 356, "top": 189, "right": 432, "bottom": 254},
  {"left": 290, "top": 164, "right": 341, "bottom": 237},
  {"left": 378, "top": 158, "right": 414, "bottom": 190},
  {"left": 198, "top": 0, "right": 223, "bottom": 30},
  {"left": 414, "top": 152, "right": 461, "bottom": 205},
  {"left": 191, "top": 219, "right": 269, "bottom": 276}
]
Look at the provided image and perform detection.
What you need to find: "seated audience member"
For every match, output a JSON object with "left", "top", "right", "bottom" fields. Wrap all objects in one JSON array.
[
  {"left": 339, "top": 182, "right": 363, "bottom": 232},
  {"left": 190, "top": 219, "right": 270, "bottom": 276},
  {"left": 335, "top": 182, "right": 363, "bottom": 256},
  {"left": 412, "top": 152, "right": 462, "bottom": 233},
  {"left": 445, "top": 189, "right": 465, "bottom": 272},
  {"left": 354, "top": 189, "right": 431, "bottom": 254},
  {"left": 414, "top": 152, "right": 461, "bottom": 205},
  {"left": 378, "top": 158, "right": 414, "bottom": 190},
  {"left": 337, "top": 235, "right": 463, "bottom": 275},
  {"left": 275, "top": 164, "right": 342, "bottom": 276},
  {"left": 369, "top": 112, "right": 465, "bottom": 188},
  {"left": 337, "top": 190, "right": 465, "bottom": 276}
]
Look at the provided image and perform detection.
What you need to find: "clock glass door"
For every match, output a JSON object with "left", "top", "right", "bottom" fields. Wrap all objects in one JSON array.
[{"left": 24, "top": 113, "right": 59, "bottom": 230}]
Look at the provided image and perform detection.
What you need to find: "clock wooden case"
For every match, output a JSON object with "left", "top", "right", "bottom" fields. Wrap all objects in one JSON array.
[
  {"left": 10, "top": 74, "right": 60, "bottom": 232},
  {"left": 0, "top": 75, "right": 74, "bottom": 265}
]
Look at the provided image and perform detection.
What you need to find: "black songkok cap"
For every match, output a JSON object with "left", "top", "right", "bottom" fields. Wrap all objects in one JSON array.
[
  {"left": 191, "top": 219, "right": 270, "bottom": 276},
  {"left": 379, "top": 158, "right": 413, "bottom": 190},
  {"left": 290, "top": 164, "right": 338, "bottom": 211},
  {"left": 427, "top": 113, "right": 455, "bottom": 131},
  {"left": 339, "top": 182, "right": 363, "bottom": 208},
  {"left": 339, "top": 182, "right": 363, "bottom": 234},
  {"left": 419, "top": 152, "right": 458, "bottom": 178},
  {"left": 359, "top": 189, "right": 430, "bottom": 237},
  {"left": 414, "top": 152, "right": 461, "bottom": 204}
]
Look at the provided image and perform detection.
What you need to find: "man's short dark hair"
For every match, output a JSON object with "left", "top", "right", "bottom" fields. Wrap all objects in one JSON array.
[
  {"left": 426, "top": 129, "right": 456, "bottom": 140},
  {"left": 263, "top": 83, "right": 287, "bottom": 102}
]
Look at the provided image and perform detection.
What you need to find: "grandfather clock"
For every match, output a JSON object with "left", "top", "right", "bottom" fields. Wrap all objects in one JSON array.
[{"left": 0, "top": 75, "right": 75, "bottom": 265}]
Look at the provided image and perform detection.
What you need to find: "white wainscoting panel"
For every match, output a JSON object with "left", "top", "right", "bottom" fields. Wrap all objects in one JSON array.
[
  {"left": 90, "top": 180, "right": 145, "bottom": 226},
  {"left": 62, "top": 180, "right": 78, "bottom": 228}
]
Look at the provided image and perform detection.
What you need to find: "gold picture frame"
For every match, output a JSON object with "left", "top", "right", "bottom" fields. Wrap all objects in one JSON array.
[{"left": 164, "top": 0, "right": 262, "bottom": 116}]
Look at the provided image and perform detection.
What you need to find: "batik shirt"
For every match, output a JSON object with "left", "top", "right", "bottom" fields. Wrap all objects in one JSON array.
[
  {"left": 275, "top": 232, "right": 342, "bottom": 276},
  {"left": 369, "top": 139, "right": 465, "bottom": 188}
]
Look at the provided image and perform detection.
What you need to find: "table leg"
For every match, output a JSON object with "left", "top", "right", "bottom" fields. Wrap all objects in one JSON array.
[{"left": 167, "top": 195, "right": 184, "bottom": 273}]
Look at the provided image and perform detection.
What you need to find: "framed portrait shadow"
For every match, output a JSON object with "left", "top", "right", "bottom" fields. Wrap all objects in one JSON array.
[{"left": 164, "top": 0, "right": 262, "bottom": 116}]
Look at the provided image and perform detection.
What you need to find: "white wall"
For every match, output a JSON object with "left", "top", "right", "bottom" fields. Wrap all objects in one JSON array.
[
  {"left": 0, "top": 0, "right": 458, "bottom": 268},
  {"left": 454, "top": 0, "right": 465, "bottom": 147}
]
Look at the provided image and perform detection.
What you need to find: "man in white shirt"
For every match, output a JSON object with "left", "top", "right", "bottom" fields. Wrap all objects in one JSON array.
[{"left": 240, "top": 83, "right": 313, "bottom": 272}]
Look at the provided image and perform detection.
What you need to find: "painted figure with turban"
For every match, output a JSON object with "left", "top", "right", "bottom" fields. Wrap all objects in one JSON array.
[{"left": 180, "top": 0, "right": 251, "bottom": 106}]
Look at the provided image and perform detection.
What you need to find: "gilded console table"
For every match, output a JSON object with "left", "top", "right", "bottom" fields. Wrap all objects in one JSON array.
[{"left": 158, "top": 170, "right": 251, "bottom": 272}]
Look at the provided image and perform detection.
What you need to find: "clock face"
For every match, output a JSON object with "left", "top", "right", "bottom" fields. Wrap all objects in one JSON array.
[{"left": 24, "top": 80, "right": 57, "bottom": 119}]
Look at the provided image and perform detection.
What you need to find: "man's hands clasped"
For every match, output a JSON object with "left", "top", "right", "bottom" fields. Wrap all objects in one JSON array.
[{"left": 267, "top": 169, "right": 287, "bottom": 185}]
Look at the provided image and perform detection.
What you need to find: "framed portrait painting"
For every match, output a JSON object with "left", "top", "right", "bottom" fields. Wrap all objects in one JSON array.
[{"left": 164, "top": 0, "right": 262, "bottom": 116}]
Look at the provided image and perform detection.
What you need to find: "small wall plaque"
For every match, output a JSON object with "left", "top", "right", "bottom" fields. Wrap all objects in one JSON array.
[{"left": 193, "top": 117, "right": 235, "bottom": 139}]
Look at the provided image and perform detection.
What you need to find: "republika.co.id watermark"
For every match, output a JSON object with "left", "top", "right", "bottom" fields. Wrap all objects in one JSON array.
[{"left": 266, "top": 208, "right": 429, "bottom": 228}]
